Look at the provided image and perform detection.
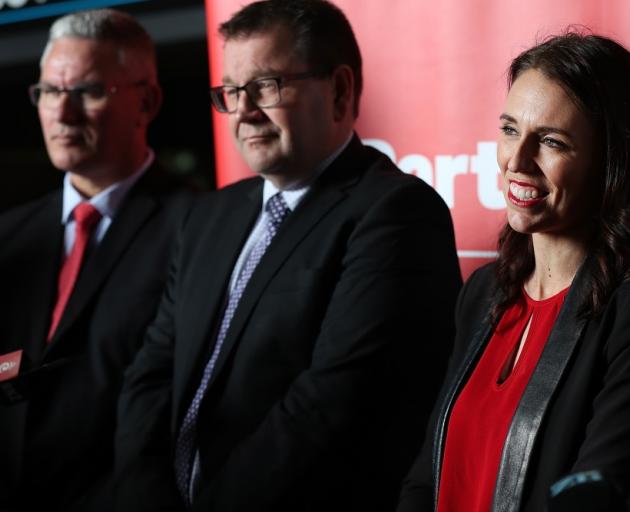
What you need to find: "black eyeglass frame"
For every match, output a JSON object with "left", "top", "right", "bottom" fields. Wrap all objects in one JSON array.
[
  {"left": 28, "top": 81, "right": 147, "bottom": 109},
  {"left": 209, "top": 71, "right": 329, "bottom": 113}
]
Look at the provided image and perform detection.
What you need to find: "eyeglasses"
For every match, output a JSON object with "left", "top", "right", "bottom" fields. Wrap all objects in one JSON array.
[
  {"left": 209, "top": 72, "right": 327, "bottom": 113},
  {"left": 28, "top": 81, "right": 147, "bottom": 111}
]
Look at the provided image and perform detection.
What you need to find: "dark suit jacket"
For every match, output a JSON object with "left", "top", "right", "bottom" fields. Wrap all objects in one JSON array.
[
  {"left": 397, "top": 262, "right": 630, "bottom": 512},
  {"left": 0, "top": 165, "right": 192, "bottom": 512},
  {"left": 115, "top": 136, "right": 462, "bottom": 512}
]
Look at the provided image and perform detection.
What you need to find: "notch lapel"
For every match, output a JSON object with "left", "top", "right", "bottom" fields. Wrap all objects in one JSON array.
[
  {"left": 173, "top": 184, "right": 263, "bottom": 422},
  {"left": 22, "top": 193, "right": 64, "bottom": 363},
  {"left": 202, "top": 137, "right": 367, "bottom": 395},
  {"left": 44, "top": 188, "right": 159, "bottom": 355}
]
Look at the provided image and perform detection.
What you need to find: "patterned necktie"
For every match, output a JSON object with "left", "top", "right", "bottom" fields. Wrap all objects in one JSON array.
[
  {"left": 174, "top": 192, "right": 291, "bottom": 507},
  {"left": 47, "top": 202, "right": 101, "bottom": 341}
]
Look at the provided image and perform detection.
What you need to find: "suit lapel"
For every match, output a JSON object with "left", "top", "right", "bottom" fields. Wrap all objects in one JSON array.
[
  {"left": 173, "top": 184, "right": 262, "bottom": 422},
  {"left": 22, "top": 193, "right": 64, "bottom": 364},
  {"left": 491, "top": 263, "right": 590, "bottom": 512},
  {"left": 203, "top": 136, "right": 367, "bottom": 393},
  {"left": 45, "top": 175, "right": 160, "bottom": 354}
]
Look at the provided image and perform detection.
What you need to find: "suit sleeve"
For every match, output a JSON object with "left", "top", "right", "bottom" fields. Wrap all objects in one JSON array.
[
  {"left": 567, "top": 284, "right": 630, "bottom": 507},
  {"left": 194, "top": 179, "right": 462, "bottom": 511},
  {"left": 114, "top": 227, "right": 185, "bottom": 512}
]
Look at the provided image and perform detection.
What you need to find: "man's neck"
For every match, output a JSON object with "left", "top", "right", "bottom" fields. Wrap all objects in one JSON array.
[
  {"left": 68, "top": 151, "right": 150, "bottom": 198},
  {"left": 264, "top": 131, "right": 354, "bottom": 191}
]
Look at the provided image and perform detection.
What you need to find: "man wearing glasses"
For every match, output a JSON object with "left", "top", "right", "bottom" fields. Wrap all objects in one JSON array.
[
  {"left": 0, "top": 9, "right": 191, "bottom": 512},
  {"left": 116, "top": 1, "right": 461, "bottom": 511}
]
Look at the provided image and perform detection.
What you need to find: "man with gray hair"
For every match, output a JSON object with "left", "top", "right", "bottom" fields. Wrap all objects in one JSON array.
[{"left": 0, "top": 8, "right": 191, "bottom": 511}]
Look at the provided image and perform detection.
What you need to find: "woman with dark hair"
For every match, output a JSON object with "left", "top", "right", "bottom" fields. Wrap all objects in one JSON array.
[{"left": 397, "top": 31, "right": 630, "bottom": 512}]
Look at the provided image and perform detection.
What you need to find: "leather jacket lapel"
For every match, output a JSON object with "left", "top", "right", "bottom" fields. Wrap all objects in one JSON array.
[
  {"left": 431, "top": 263, "right": 590, "bottom": 512},
  {"left": 491, "top": 263, "right": 589, "bottom": 512},
  {"left": 433, "top": 310, "right": 494, "bottom": 510}
]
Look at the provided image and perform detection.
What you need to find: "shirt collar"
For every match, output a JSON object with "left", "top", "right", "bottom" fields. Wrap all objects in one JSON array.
[{"left": 61, "top": 149, "right": 154, "bottom": 224}]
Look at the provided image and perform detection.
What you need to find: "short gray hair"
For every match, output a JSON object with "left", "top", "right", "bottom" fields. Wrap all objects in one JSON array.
[{"left": 41, "top": 9, "right": 158, "bottom": 82}]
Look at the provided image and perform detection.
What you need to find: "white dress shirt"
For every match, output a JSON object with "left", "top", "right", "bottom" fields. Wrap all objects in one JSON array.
[{"left": 61, "top": 150, "right": 154, "bottom": 257}]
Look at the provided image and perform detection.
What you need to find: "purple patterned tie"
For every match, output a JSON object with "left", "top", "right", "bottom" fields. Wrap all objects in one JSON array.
[{"left": 174, "top": 192, "right": 290, "bottom": 507}]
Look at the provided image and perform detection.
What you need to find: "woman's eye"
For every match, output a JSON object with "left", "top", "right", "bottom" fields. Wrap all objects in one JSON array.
[
  {"left": 541, "top": 137, "right": 567, "bottom": 149},
  {"left": 499, "top": 125, "right": 517, "bottom": 136}
]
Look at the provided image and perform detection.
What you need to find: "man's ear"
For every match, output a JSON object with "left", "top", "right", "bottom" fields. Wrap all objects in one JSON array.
[
  {"left": 330, "top": 64, "right": 354, "bottom": 122},
  {"left": 138, "top": 83, "right": 163, "bottom": 126}
]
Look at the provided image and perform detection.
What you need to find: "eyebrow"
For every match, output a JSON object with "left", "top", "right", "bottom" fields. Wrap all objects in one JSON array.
[{"left": 499, "top": 113, "right": 575, "bottom": 139}]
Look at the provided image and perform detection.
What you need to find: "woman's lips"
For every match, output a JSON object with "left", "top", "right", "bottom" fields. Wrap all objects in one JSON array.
[{"left": 507, "top": 180, "right": 548, "bottom": 207}]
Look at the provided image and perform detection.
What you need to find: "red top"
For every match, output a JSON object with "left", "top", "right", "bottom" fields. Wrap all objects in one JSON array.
[{"left": 437, "top": 286, "right": 569, "bottom": 512}]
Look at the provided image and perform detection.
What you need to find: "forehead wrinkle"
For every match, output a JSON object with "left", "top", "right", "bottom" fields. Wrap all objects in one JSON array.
[{"left": 41, "top": 38, "right": 127, "bottom": 88}]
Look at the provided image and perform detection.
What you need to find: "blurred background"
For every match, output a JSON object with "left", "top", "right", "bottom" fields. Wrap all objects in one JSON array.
[{"left": 4, "top": 0, "right": 630, "bottom": 277}]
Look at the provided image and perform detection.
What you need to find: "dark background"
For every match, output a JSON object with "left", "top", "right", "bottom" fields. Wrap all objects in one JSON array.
[{"left": 0, "top": 0, "right": 215, "bottom": 212}]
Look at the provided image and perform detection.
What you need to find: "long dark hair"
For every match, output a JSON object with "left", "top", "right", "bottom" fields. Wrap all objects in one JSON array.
[{"left": 494, "top": 30, "right": 630, "bottom": 320}]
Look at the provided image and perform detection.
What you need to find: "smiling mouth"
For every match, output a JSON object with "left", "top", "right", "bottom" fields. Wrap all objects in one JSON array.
[{"left": 508, "top": 180, "right": 549, "bottom": 206}]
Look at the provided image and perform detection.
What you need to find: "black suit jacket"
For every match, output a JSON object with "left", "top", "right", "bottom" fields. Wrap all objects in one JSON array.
[
  {"left": 115, "top": 136, "right": 462, "bottom": 512},
  {"left": 0, "top": 165, "right": 192, "bottom": 511},
  {"left": 397, "top": 263, "right": 630, "bottom": 511}
]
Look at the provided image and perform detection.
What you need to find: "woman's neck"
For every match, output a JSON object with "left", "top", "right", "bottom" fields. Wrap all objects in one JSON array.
[{"left": 525, "top": 232, "right": 589, "bottom": 300}]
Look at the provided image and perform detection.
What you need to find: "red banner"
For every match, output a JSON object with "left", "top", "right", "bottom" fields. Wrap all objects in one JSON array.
[{"left": 205, "top": 0, "right": 630, "bottom": 278}]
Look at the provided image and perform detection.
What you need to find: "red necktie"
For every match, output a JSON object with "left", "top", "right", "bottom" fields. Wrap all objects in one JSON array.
[{"left": 47, "top": 202, "right": 102, "bottom": 341}]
